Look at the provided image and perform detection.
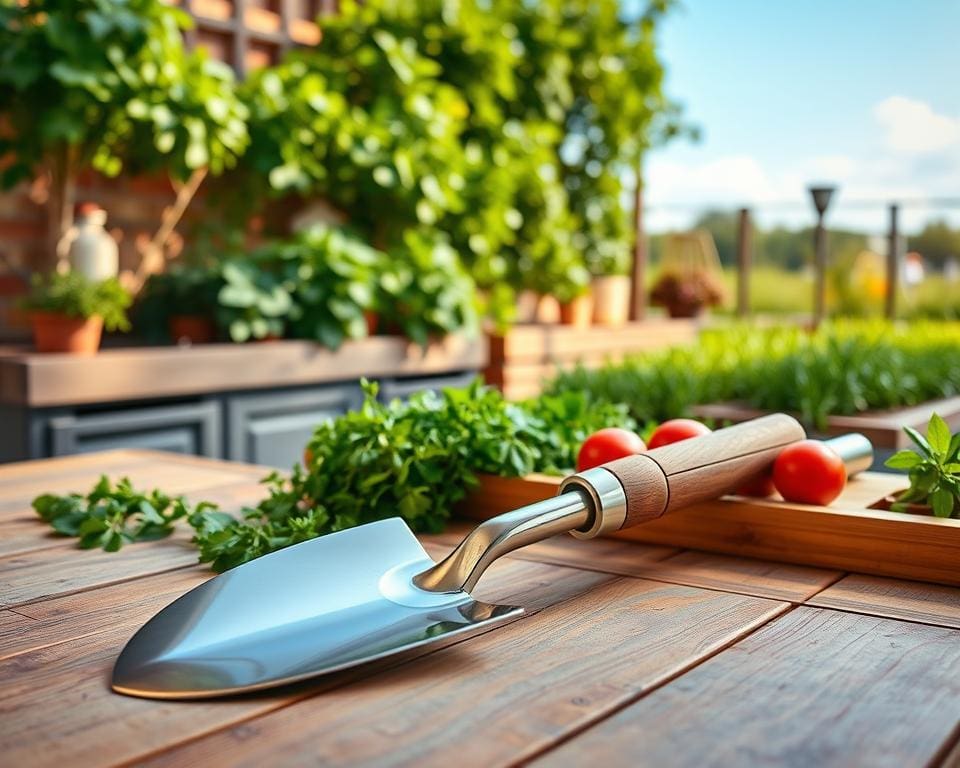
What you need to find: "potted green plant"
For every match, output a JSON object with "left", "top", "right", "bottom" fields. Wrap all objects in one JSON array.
[
  {"left": 379, "top": 229, "right": 479, "bottom": 347},
  {"left": 650, "top": 269, "right": 725, "bottom": 318},
  {"left": 215, "top": 259, "right": 293, "bottom": 343},
  {"left": 21, "top": 272, "right": 132, "bottom": 354},
  {"left": 0, "top": 0, "right": 248, "bottom": 277},
  {"left": 136, "top": 265, "right": 223, "bottom": 344},
  {"left": 881, "top": 413, "right": 960, "bottom": 517},
  {"left": 587, "top": 240, "right": 632, "bottom": 327},
  {"left": 273, "top": 225, "right": 383, "bottom": 349}
]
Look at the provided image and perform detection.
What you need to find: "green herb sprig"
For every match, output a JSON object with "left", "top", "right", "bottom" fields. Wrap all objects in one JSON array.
[
  {"left": 32, "top": 476, "right": 215, "bottom": 551},
  {"left": 885, "top": 413, "right": 960, "bottom": 518}
]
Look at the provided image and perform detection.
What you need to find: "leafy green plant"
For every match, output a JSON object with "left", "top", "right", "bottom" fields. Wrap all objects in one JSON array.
[
  {"left": 21, "top": 272, "right": 132, "bottom": 331},
  {"left": 32, "top": 475, "right": 215, "bottom": 551},
  {"left": 134, "top": 264, "right": 223, "bottom": 341},
  {"left": 548, "top": 320, "right": 960, "bottom": 429},
  {"left": 269, "top": 225, "right": 381, "bottom": 349},
  {"left": 0, "top": 0, "right": 248, "bottom": 265},
  {"left": 885, "top": 414, "right": 960, "bottom": 518},
  {"left": 379, "top": 229, "right": 479, "bottom": 346},
  {"left": 215, "top": 259, "right": 293, "bottom": 342}
]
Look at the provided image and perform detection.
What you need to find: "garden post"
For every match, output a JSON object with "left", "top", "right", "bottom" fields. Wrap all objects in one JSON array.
[
  {"left": 886, "top": 203, "right": 899, "bottom": 319},
  {"left": 629, "top": 166, "right": 647, "bottom": 321},
  {"left": 808, "top": 186, "right": 835, "bottom": 327},
  {"left": 736, "top": 207, "right": 752, "bottom": 317}
]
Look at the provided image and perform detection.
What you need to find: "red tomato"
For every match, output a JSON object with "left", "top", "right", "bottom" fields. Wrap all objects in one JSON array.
[
  {"left": 647, "top": 419, "right": 712, "bottom": 450},
  {"left": 773, "top": 440, "right": 847, "bottom": 506},
  {"left": 736, "top": 472, "right": 777, "bottom": 498},
  {"left": 577, "top": 428, "right": 646, "bottom": 472}
]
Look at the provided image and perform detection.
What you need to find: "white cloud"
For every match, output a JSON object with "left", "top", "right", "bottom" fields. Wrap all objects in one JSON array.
[
  {"left": 873, "top": 96, "right": 960, "bottom": 154},
  {"left": 643, "top": 96, "right": 960, "bottom": 232}
]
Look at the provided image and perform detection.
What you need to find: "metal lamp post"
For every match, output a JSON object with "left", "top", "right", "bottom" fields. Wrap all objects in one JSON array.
[{"left": 809, "top": 185, "right": 836, "bottom": 326}]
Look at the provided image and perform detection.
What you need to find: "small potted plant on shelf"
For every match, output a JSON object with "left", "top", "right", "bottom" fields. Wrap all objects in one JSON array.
[
  {"left": 275, "top": 224, "right": 383, "bottom": 349},
  {"left": 650, "top": 269, "right": 725, "bottom": 319},
  {"left": 21, "top": 272, "right": 131, "bottom": 354},
  {"left": 880, "top": 413, "right": 960, "bottom": 517},
  {"left": 136, "top": 265, "right": 222, "bottom": 344},
  {"left": 588, "top": 240, "right": 632, "bottom": 327},
  {"left": 215, "top": 258, "right": 293, "bottom": 343},
  {"left": 378, "top": 229, "right": 479, "bottom": 347}
]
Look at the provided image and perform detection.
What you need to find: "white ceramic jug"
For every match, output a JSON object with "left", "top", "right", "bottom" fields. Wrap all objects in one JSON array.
[{"left": 69, "top": 203, "right": 119, "bottom": 281}]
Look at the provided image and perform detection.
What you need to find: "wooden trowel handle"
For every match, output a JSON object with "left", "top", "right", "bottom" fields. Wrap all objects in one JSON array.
[{"left": 599, "top": 413, "right": 805, "bottom": 529}]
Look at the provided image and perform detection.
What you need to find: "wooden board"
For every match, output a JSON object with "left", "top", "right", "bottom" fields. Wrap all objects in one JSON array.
[
  {"left": 5, "top": 449, "right": 960, "bottom": 767},
  {"left": 535, "top": 607, "right": 960, "bottom": 768},
  {"left": 0, "top": 334, "right": 486, "bottom": 407},
  {"left": 466, "top": 471, "right": 960, "bottom": 588}
]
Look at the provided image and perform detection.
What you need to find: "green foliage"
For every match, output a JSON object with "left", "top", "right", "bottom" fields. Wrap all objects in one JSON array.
[
  {"left": 548, "top": 320, "right": 960, "bottom": 430},
  {"left": 379, "top": 228, "right": 479, "bottom": 346},
  {"left": 238, "top": 0, "right": 683, "bottom": 322},
  {"left": 0, "top": 0, "right": 248, "bottom": 186},
  {"left": 885, "top": 413, "right": 960, "bottom": 518},
  {"left": 215, "top": 258, "right": 293, "bottom": 342},
  {"left": 32, "top": 475, "right": 213, "bottom": 551},
  {"left": 191, "top": 379, "right": 635, "bottom": 570},
  {"left": 21, "top": 271, "right": 132, "bottom": 331},
  {"left": 134, "top": 264, "right": 223, "bottom": 341},
  {"left": 909, "top": 219, "right": 960, "bottom": 271},
  {"left": 263, "top": 225, "right": 381, "bottom": 350}
]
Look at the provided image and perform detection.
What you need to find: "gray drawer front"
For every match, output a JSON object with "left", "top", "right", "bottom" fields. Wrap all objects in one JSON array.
[
  {"left": 377, "top": 371, "right": 478, "bottom": 402},
  {"left": 225, "top": 384, "right": 361, "bottom": 468},
  {"left": 48, "top": 401, "right": 221, "bottom": 458}
]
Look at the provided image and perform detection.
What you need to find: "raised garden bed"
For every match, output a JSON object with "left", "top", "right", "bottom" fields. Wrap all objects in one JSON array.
[
  {"left": 692, "top": 396, "right": 960, "bottom": 450},
  {"left": 460, "top": 470, "right": 960, "bottom": 587},
  {"left": 485, "top": 319, "right": 698, "bottom": 400}
]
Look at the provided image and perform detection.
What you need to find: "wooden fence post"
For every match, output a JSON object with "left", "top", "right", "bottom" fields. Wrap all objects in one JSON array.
[
  {"left": 736, "top": 207, "right": 752, "bottom": 317},
  {"left": 886, "top": 203, "right": 899, "bottom": 320}
]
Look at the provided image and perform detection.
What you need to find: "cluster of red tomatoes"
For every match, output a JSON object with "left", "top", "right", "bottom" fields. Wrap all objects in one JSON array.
[{"left": 577, "top": 419, "right": 847, "bottom": 506}]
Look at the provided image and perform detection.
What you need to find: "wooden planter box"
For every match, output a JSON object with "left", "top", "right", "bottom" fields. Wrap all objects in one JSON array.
[
  {"left": 692, "top": 396, "right": 960, "bottom": 450},
  {"left": 485, "top": 320, "right": 698, "bottom": 400},
  {"left": 461, "top": 471, "right": 960, "bottom": 588}
]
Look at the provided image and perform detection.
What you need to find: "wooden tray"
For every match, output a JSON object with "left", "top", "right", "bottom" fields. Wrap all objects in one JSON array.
[{"left": 461, "top": 471, "right": 960, "bottom": 587}]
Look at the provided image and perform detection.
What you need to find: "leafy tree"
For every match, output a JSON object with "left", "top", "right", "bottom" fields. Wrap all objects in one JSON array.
[
  {"left": 909, "top": 219, "right": 960, "bottom": 270},
  {"left": 0, "top": 0, "right": 248, "bottom": 279},
  {"left": 240, "top": 0, "right": 683, "bottom": 322}
]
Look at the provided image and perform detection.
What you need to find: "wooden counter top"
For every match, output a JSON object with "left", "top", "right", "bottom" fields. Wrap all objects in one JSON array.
[
  {"left": 4, "top": 450, "right": 960, "bottom": 767},
  {"left": 0, "top": 335, "right": 486, "bottom": 407}
]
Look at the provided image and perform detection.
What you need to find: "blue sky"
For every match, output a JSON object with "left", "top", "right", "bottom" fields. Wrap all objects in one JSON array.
[{"left": 641, "top": 0, "right": 960, "bottom": 232}]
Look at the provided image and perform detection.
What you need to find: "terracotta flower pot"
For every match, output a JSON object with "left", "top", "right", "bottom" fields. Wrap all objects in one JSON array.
[
  {"left": 558, "top": 292, "right": 594, "bottom": 328},
  {"left": 364, "top": 311, "right": 379, "bottom": 336},
  {"left": 168, "top": 315, "right": 215, "bottom": 344},
  {"left": 665, "top": 300, "right": 705, "bottom": 319},
  {"left": 31, "top": 312, "right": 103, "bottom": 355},
  {"left": 591, "top": 275, "right": 631, "bottom": 326}
]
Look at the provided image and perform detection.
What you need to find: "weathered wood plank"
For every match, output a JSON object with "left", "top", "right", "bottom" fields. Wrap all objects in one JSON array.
[
  {"left": 0, "top": 568, "right": 209, "bottom": 660},
  {"left": 536, "top": 607, "right": 960, "bottom": 768},
  {"left": 137, "top": 581, "right": 787, "bottom": 768},
  {"left": 643, "top": 550, "right": 842, "bottom": 602},
  {"left": 0, "top": 537, "right": 200, "bottom": 609},
  {"left": 0, "top": 556, "right": 609, "bottom": 768},
  {"left": 809, "top": 574, "right": 960, "bottom": 629}
]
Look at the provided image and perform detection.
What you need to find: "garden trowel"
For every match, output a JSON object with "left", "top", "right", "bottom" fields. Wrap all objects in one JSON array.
[{"left": 112, "top": 413, "right": 804, "bottom": 699}]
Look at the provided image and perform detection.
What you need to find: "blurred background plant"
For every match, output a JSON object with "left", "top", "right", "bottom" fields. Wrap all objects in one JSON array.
[{"left": 0, "top": 0, "right": 248, "bottom": 282}]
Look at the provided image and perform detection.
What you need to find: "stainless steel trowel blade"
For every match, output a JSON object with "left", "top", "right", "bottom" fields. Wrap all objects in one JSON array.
[{"left": 112, "top": 518, "right": 522, "bottom": 699}]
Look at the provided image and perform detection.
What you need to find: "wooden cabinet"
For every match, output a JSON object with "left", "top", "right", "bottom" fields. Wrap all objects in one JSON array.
[{"left": 224, "top": 384, "right": 361, "bottom": 468}]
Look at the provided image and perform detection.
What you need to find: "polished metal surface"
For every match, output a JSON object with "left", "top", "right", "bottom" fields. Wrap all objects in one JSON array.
[
  {"left": 559, "top": 467, "right": 628, "bottom": 539},
  {"left": 825, "top": 433, "right": 874, "bottom": 476},
  {"left": 112, "top": 518, "right": 522, "bottom": 700},
  {"left": 412, "top": 491, "right": 592, "bottom": 594}
]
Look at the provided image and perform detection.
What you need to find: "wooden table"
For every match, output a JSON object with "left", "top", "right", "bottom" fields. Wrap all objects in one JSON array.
[{"left": 4, "top": 450, "right": 960, "bottom": 768}]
